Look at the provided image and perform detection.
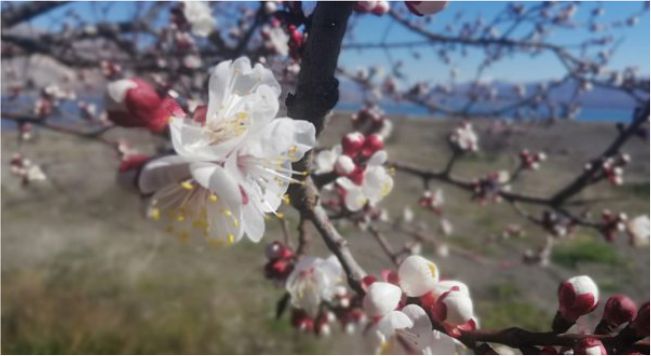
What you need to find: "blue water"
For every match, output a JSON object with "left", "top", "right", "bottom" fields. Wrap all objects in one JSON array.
[{"left": 335, "top": 101, "right": 636, "bottom": 122}]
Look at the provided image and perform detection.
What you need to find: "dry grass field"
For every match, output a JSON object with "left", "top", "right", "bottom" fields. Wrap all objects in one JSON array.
[{"left": 2, "top": 114, "right": 649, "bottom": 354}]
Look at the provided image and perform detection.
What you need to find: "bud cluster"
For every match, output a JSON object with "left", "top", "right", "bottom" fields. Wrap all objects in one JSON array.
[
  {"left": 9, "top": 153, "right": 47, "bottom": 186},
  {"left": 541, "top": 210, "right": 575, "bottom": 237},
  {"left": 472, "top": 171, "right": 510, "bottom": 204},
  {"left": 599, "top": 209, "right": 627, "bottom": 242},
  {"left": 351, "top": 106, "right": 393, "bottom": 139},
  {"left": 601, "top": 153, "right": 630, "bottom": 186},
  {"left": 519, "top": 149, "right": 547, "bottom": 170},
  {"left": 264, "top": 241, "right": 295, "bottom": 283},
  {"left": 418, "top": 189, "right": 444, "bottom": 214}
]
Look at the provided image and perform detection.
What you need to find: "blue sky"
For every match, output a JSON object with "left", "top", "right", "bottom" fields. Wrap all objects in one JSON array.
[{"left": 28, "top": 1, "right": 650, "bottom": 84}]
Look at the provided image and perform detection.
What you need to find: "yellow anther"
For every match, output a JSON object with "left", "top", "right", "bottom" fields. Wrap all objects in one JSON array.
[
  {"left": 428, "top": 262, "right": 438, "bottom": 278},
  {"left": 232, "top": 218, "right": 240, "bottom": 227},
  {"left": 223, "top": 209, "right": 232, "bottom": 217},
  {"left": 236, "top": 112, "right": 248, "bottom": 120},
  {"left": 282, "top": 194, "right": 291, "bottom": 205},
  {"left": 209, "top": 194, "right": 219, "bottom": 203},
  {"left": 149, "top": 208, "right": 161, "bottom": 221},
  {"left": 181, "top": 181, "right": 194, "bottom": 190},
  {"left": 227, "top": 234, "right": 235, "bottom": 245},
  {"left": 276, "top": 212, "right": 285, "bottom": 219},
  {"left": 177, "top": 214, "right": 185, "bottom": 222}
]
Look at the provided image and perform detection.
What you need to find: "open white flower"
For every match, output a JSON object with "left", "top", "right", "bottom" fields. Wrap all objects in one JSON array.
[
  {"left": 227, "top": 118, "right": 315, "bottom": 240},
  {"left": 170, "top": 57, "right": 281, "bottom": 161},
  {"left": 138, "top": 155, "right": 244, "bottom": 246},
  {"left": 145, "top": 57, "right": 315, "bottom": 244},
  {"left": 285, "top": 255, "right": 346, "bottom": 317},
  {"left": 183, "top": 1, "right": 217, "bottom": 37},
  {"left": 336, "top": 150, "right": 393, "bottom": 211}
]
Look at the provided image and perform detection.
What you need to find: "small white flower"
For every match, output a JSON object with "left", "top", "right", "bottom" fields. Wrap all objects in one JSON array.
[
  {"left": 263, "top": 25, "right": 290, "bottom": 56},
  {"left": 183, "top": 1, "right": 217, "bottom": 37},
  {"left": 627, "top": 215, "right": 649, "bottom": 247},
  {"left": 449, "top": 122, "right": 479, "bottom": 152},
  {"left": 336, "top": 151, "right": 394, "bottom": 211},
  {"left": 314, "top": 145, "right": 342, "bottom": 174},
  {"left": 286, "top": 255, "right": 346, "bottom": 317}
]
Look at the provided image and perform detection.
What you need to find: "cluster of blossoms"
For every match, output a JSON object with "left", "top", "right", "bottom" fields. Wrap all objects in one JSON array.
[
  {"left": 363, "top": 255, "right": 472, "bottom": 354},
  {"left": 264, "top": 241, "right": 295, "bottom": 283},
  {"left": 32, "top": 84, "right": 76, "bottom": 118},
  {"left": 471, "top": 171, "right": 510, "bottom": 204},
  {"left": 9, "top": 153, "right": 47, "bottom": 186},
  {"left": 519, "top": 149, "right": 547, "bottom": 170},
  {"left": 594, "top": 153, "right": 631, "bottom": 186},
  {"left": 448, "top": 122, "right": 479, "bottom": 153},
  {"left": 351, "top": 106, "right": 393, "bottom": 140},
  {"left": 315, "top": 131, "right": 393, "bottom": 212},
  {"left": 552, "top": 275, "right": 649, "bottom": 354},
  {"left": 542, "top": 210, "right": 576, "bottom": 237},
  {"left": 418, "top": 189, "right": 444, "bottom": 215},
  {"left": 173, "top": 1, "right": 216, "bottom": 38},
  {"left": 284, "top": 254, "right": 365, "bottom": 336},
  {"left": 599, "top": 210, "right": 628, "bottom": 242},
  {"left": 111, "top": 57, "right": 315, "bottom": 246}
]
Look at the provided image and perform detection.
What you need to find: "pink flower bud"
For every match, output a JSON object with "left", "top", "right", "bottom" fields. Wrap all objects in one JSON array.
[
  {"left": 291, "top": 309, "right": 314, "bottom": 332},
  {"left": 574, "top": 338, "right": 607, "bottom": 355},
  {"left": 603, "top": 295, "right": 637, "bottom": 325},
  {"left": 430, "top": 289, "right": 474, "bottom": 327},
  {"left": 363, "top": 134, "right": 384, "bottom": 155},
  {"left": 106, "top": 78, "right": 184, "bottom": 133},
  {"left": 335, "top": 155, "right": 356, "bottom": 175},
  {"left": 554, "top": 276, "right": 599, "bottom": 332},
  {"left": 630, "top": 302, "right": 649, "bottom": 338},
  {"left": 265, "top": 241, "right": 294, "bottom": 260},
  {"left": 342, "top": 132, "right": 366, "bottom": 156},
  {"left": 405, "top": 1, "right": 448, "bottom": 16}
]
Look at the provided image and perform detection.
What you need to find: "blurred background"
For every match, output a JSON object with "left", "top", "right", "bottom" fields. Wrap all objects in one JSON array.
[{"left": 1, "top": 1, "right": 649, "bottom": 354}]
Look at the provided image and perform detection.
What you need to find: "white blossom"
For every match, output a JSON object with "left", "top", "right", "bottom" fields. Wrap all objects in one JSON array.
[
  {"left": 183, "top": 1, "right": 217, "bottom": 37},
  {"left": 336, "top": 150, "right": 394, "bottom": 211},
  {"left": 286, "top": 256, "right": 346, "bottom": 317}
]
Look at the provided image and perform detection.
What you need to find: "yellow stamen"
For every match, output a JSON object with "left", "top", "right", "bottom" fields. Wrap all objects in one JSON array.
[
  {"left": 428, "top": 262, "right": 438, "bottom": 278},
  {"left": 276, "top": 212, "right": 285, "bottom": 219},
  {"left": 227, "top": 234, "right": 235, "bottom": 245},
  {"left": 181, "top": 181, "right": 194, "bottom": 190},
  {"left": 209, "top": 194, "right": 219, "bottom": 203},
  {"left": 149, "top": 208, "right": 161, "bottom": 221},
  {"left": 282, "top": 194, "right": 291, "bottom": 205}
]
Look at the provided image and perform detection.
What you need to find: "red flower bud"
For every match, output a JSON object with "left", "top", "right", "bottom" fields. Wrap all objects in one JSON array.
[
  {"left": 118, "top": 154, "right": 150, "bottom": 173},
  {"left": 603, "top": 295, "right": 638, "bottom": 325},
  {"left": 265, "top": 241, "right": 294, "bottom": 260},
  {"left": 291, "top": 309, "right": 314, "bottom": 332},
  {"left": 364, "top": 134, "right": 384, "bottom": 153},
  {"left": 631, "top": 302, "right": 649, "bottom": 338},
  {"left": 106, "top": 78, "right": 184, "bottom": 133},
  {"left": 342, "top": 132, "right": 366, "bottom": 156},
  {"left": 557, "top": 276, "right": 599, "bottom": 322}
]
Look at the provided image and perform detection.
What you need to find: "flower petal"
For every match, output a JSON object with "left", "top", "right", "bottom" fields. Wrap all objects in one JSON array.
[
  {"left": 363, "top": 282, "right": 403, "bottom": 317},
  {"left": 398, "top": 255, "right": 439, "bottom": 297},
  {"left": 138, "top": 155, "right": 190, "bottom": 194}
]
